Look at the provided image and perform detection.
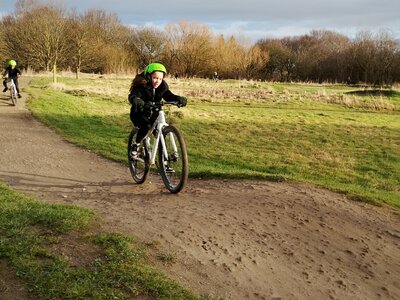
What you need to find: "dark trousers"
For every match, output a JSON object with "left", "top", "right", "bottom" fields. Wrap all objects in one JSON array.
[
  {"left": 130, "top": 107, "right": 158, "bottom": 143},
  {"left": 3, "top": 77, "right": 20, "bottom": 93}
]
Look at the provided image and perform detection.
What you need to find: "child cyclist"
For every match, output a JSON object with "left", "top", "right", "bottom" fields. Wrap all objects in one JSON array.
[
  {"left": 128, "top": 62, "right": 187, "bottom": 153},
  {"left": 2, "top": 60, "right": 22, "bottom": 98}
]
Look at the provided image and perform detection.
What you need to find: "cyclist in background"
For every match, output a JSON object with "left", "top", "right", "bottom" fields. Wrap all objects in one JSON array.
[
  {"left": 3, "top": 59, "right": 22, "bottom": 98},
  {"left": 128, "top": 62, "right": 187, "bottom": 153}
]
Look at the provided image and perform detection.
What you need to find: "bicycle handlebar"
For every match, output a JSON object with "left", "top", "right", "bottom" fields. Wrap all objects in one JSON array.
[{"left": 146, "top": 100, "right": 182, "bottom": 109}]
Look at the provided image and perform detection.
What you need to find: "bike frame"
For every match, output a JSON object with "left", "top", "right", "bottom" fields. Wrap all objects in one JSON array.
[
  {"left": 10, "top": 79, "right": 16, "bottom": 93},
  {"left": 143, "top": 109, "right": 179, "bottom": 166},
  {"left": 8, "top": 78, "right": 18, "bottom": 105}
]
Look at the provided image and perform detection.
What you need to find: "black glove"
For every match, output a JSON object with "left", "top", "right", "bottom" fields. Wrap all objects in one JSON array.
[
  {"left": 132, "top": 97, "right": 145, "bottom": 112},
  {"left": 176, "top": 96, "right": 187, "bottom": 107}
]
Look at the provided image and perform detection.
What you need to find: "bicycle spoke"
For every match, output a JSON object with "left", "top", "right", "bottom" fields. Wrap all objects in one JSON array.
[
  {"left": 128, "top": 129, "right": 149, "bottom": 184},
  {"left": 158, "top": 125, "right": 188, "bottom": 193}
]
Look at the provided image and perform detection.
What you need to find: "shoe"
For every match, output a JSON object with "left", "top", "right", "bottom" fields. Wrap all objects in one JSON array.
[
  {"left": 130, "top": 143, "right": 139, "bottom": 158},
  {"left": 165, "top": 166, "right": 175, "bottom": 173},
  {"left": 2, "top": 87, "right": 7, "bottom": 92},
  {"left": 18, "top": 94, "right": 22, "bottom": 98}
]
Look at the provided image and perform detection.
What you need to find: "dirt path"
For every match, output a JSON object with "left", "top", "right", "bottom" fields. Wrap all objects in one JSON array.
[{"left": 0, "top": 78, "right": 399, "bottom": 300}]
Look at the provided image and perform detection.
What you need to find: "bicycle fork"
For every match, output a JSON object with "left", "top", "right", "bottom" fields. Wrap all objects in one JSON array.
[{"left": 146, "top": 111, "right": 180, "bottom": 166}]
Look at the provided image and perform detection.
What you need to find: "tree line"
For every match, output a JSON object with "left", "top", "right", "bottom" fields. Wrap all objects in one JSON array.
[{"left": 1, "top": 1, "right": 399, "bottom": 85}]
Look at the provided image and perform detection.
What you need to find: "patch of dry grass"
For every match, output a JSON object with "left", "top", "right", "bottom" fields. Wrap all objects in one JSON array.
[
  {"left": 181, "top": 81, "right": 396, "bottom": 110},
  {"left": 39, "top": 75, "right": 398, "bottom": 111},
  {"left": 46, "top": 83, "right": 127, "bottom": 98},
  {"left": 311, "top": 91, "right": 395, "bottom": 110}
]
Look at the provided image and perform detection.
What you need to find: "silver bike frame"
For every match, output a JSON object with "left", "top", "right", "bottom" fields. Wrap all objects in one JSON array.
[
  {"left": 144, "top": 109, "right": 179, "bottom": 166},
  {"left": 8, "top": 78, "right": 18, "bottom": 106},
  {"left": 10, "top": 79, "right": 17, "bottom": 97}
]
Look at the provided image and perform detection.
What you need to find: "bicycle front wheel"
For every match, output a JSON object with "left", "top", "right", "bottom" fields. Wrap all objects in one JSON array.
[
  {"left": 10, "top": 86, "right": 17, "bottom": 106},
  {"left": 158, "top": 125, "right": 188, "bottom": 193},
  {"left": 128, "top": 129, "right": 149, "bottom": 184}
]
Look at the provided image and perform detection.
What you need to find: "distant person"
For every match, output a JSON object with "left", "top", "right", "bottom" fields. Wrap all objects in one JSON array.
[
  {"left": 2, "top": 60, "right": 22, "bottom": 98},
  {"left": 174, "top": 72, "right": 179, "bottom": 80},
  {"left": 213, "top": 71, "right": 219, "bottom": 81},
  {"left": 346, "top": 76, "right": 355, "bottom": 86},
  {"left": 128, "top": 63, "right": 187, "bottom": 155}
]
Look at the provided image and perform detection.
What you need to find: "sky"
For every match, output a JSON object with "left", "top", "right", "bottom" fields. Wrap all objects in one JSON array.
[{"left": 1, "top": 0, "right": 399, "bottom": 41}]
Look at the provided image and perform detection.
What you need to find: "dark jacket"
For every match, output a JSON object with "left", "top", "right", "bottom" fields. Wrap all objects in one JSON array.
[
  {"left": 128, "top": 72, "right": 179, "bottom": 105},
  {"left": 3, "top": 66, "right": 21, "bottom": 79}
]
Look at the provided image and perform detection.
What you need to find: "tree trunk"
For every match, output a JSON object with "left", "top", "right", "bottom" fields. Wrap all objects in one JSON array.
[
  {"left": 76, "top": 58, "right": 81, "bottom": 80},
  {"left": 53, "top": 63, "right": 57, "bottom": 83}
]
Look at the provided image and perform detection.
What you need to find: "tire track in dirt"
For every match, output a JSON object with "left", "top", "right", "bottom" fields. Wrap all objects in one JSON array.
[{"left": 0, "top": 78, "right": 399, "bottom": 299}]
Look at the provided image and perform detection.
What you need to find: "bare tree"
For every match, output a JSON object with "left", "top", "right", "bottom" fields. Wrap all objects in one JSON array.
[
  {"left": 164, "top": 21, "right": 213, "bottom": 77},
  {"left": 1, "top": 15, "right": 22, "bottom": 66},
  {"left": 240, "top": 45, "right": 269, "bottom": 79},
  {"left": 9, "top": 5, "right": 68, "bottom": 82},
  {"left": 350, "top": 31, "right": 377, "bottom": 84},
  {"left": 300, "top": 30, "right": 350, "bottom": 83},
  {"left": 210, "top": 35, "right": 264, "bottom": 79},
  {"left": 163, "top": 23, "right": 182, "bottom": 74},
  {"left": 0, "top": 19, "right": 8, "bottom": 64},
  {"left": 65, "top": 10, "right": 107, "bottom": 78},
  {"left": 218, "top": 36, "right": 243, "bottom": 78},
  {"left": 80, "top": 9, "right": 134, "bottom": 73},
  {"left": 373, "top": 31, "right": 398, "bottom": 85},
  {"left": 258, "top": 31, "right": 353, "bottom": 83},
  {"left": 258, "top": 39, "right": 294, "bottom": 81},
  {"left": 128, "top": 26, "right": 165, "bottom": 71}
]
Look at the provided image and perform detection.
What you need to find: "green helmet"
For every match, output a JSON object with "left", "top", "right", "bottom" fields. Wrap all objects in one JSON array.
[
  {"left": 8, "top": 60, "right": 17, "bottom": 67},
  {"left": 144, "top": 63, "right": 167, "bottom": 77}
]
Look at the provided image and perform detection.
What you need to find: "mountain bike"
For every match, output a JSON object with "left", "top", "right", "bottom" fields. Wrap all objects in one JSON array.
[
  {"left": 9, "top": 78, "right": 18, "bottom": 106},
  {"left": 127, "top": 101, "right": 188, "bottom": 193}
]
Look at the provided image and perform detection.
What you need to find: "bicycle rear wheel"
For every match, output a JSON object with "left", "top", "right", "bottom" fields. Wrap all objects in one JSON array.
[
  {"left": 158, "top": 125, "right": 188, "bottom": 193},
  {"left": 128, "top": 129, "right": 149, "bottom": 184}
]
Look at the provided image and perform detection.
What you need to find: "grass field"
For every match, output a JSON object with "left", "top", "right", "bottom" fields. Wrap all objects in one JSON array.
[
  {"left": 26, "top": 76, "right": 400, "bottom": 207},
  {"left": 0, "top": 182, "right": 200, "bottom": 299}
]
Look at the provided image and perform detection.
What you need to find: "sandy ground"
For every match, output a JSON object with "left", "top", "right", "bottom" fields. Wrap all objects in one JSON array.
[{"left": 0, "top": 78, "right": 399, "bottom": 300}]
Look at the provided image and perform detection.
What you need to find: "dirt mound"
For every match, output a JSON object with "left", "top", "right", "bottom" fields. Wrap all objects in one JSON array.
[{"left": 0, "top": 78, "right": 399, "bottom": 299}]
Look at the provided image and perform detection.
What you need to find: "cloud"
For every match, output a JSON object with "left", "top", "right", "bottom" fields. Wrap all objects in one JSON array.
[
  {"left": 111, "top": 0, "right": 400, "bottom": 40},
  {"left": 2, "top": 0, "right": 399, "bottom": 40}
]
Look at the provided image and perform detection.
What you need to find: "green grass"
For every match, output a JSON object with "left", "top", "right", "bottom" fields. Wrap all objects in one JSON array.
[
  {"left": 26, "top": 76, "right": 400, "bottom": 207},
  {"left": 0, "top": 181, "right": 200, "bottom": 299}
]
